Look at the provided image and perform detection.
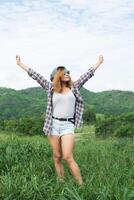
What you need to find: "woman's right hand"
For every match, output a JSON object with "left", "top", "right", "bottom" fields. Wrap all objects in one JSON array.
[
  {"left": 16, "top": 54, "right": 21, "bottom": 66},
  {"left": 16, "top": 55, "right": 29, "bottom": 72}
]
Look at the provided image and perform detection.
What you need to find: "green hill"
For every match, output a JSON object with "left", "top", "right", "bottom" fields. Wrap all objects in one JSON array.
[
  {"left": 81, "top": 88, "right": 134, "bottom": 115},
  {"left": 0, "top": 87, "right": 47, "bottom": 120},
  {"left": 0, "top": 87, "right": 133, "bottom": 120}
]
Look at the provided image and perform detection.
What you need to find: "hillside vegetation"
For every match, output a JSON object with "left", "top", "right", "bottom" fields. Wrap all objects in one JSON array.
[
  {"left": 0, "top": 87, "right": 133, "bottom": 120},
  {"left": 0, "top": 87, "right": 134, "bottom": 199}
]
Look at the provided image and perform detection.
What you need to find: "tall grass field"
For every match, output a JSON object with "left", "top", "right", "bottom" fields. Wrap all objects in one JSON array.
[{"left": 0, "top": 126, "right": 134, "bottom": 200}]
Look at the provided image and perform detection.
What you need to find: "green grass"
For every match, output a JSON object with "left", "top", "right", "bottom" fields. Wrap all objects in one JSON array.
[{"left": 0, "top": 126, "right": 134, "bottom": 200}]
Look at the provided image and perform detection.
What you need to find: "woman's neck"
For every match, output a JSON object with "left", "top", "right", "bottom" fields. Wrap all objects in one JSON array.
[{"left": 61, "top": 82, "right": 68, "bottom": 88}]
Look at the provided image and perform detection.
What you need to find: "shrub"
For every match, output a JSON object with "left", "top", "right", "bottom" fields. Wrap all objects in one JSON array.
[
  {"left": 115, "top": 124, "right": 134, "bottom": 138},
  {"left": 1, "top": 117, "right": 44, "bottom": 136},
  {"left": 83, "top": 106, "right": 96, "bottom": 124},
  {"left": 95, "top": 112, "right": 134, "bottom": 138}
]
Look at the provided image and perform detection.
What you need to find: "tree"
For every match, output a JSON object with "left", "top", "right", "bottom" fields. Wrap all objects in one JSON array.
[{"left": 83, "top": 106, "right": 96, "bottom": 124}]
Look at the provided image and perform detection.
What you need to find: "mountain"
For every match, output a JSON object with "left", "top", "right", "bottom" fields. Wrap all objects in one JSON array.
[
  {"left": 0, "top": 87, "right": 133, "bottom": 120},
  {"left": 0, "top": 87, "right": 47, "bottom": 120},
  {"left": 81, "top": 88, "right": 134, "bottom": 115}
]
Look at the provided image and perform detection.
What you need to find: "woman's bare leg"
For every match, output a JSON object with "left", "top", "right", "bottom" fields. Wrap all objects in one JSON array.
[
  {"left": 61, "top": 134, "right": 83, "bottom": 185},
  {"left": 47, "top": 135, "right": 65, "bottom": 181}
]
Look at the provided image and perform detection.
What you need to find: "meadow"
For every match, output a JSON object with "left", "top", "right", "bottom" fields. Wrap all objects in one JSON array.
[{"left": 0, "top": 126, "right": 134, "bottom": 200}]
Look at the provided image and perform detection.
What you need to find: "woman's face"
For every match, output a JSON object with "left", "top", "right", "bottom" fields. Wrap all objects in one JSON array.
[{"left": 61, "top": 70, "right": 70, "bottom": 82}]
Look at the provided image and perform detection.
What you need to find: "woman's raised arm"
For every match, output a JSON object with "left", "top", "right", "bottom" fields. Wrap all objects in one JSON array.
[
  {"left": 16, "top": 55, "right": 29, "bottom": 72},
  {"left": 92, "top": 55, "right": 104, "bottom": 71},
  {"left": 73, "top": 55, "right": 104, "bottom": 90},
  {"left": 16, "top": 55, "right": 52, "bottom": 91}
]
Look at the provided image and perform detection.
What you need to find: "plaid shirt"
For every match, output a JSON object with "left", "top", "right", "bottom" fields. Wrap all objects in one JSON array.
[{"left": 28, "top": 67, "right": 95, "bottom": 135}]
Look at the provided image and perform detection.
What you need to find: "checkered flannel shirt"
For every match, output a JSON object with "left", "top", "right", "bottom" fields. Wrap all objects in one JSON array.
[{"left": 28, "top": 67, "right": 95, "bottom": 135}]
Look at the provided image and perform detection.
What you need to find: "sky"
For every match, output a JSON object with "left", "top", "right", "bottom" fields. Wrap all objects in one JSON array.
[{"left": 0, "top": 0, "right": 134, "bottom": 92}]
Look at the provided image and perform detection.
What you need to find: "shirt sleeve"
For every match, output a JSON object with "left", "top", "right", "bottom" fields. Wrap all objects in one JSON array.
[
  {"left": 73, "top": 67, "right": 95, "bottom": 90},
  {"left": 27, "top": 68, "right": 52, "bottom": 92}
]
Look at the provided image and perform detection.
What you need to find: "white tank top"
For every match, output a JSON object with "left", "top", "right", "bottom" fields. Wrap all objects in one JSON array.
[{"left": 52, "top": 90, "right": 76, "bottom": 118}]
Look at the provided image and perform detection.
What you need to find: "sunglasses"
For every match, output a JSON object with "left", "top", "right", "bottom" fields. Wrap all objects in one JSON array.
[{"left": 64, "top": 70, "right": 70, "bottom": 75}]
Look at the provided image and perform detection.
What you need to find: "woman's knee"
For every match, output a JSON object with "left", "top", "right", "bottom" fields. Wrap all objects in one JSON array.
[
  {"left": 63, "top": 154, "right": 74, "bottom": 163},
  {"left": 53, "top": 153, "right": 62, "bottom": 163}
]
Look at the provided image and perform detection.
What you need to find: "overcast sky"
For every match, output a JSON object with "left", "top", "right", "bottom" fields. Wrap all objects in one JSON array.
[{"left": 0, "top": 0, "right": 134, "bottom": 92}]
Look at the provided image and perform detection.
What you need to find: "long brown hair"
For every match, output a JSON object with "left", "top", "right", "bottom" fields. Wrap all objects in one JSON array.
[{"left": 52, "top": 68, "right": 73, "bottom": 93}]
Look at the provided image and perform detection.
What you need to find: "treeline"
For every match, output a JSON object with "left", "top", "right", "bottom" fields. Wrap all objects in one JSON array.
[
  {"left": 0, "top": 110, "right": 133, "bottom": 138},
  {"left": 95, "top": 112, "right": 134, "bottom": 138},
  {"left": 0, "top": 116, "right": 44, "bottom": 136},
  {"left": 0, "top": 108, "right": 96, "bottom": 135}
]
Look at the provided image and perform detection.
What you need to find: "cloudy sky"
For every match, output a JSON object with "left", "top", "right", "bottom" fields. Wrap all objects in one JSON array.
[{"left": 0, "top": 0, "right": 134, "bottom": 92}]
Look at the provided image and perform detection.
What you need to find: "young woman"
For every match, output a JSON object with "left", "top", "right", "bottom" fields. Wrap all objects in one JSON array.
[{"left": 16, "top": 54, "right": 104, "bottom": 185}]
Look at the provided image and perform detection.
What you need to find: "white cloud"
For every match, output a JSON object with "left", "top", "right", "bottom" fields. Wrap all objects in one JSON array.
[{"left": 0, "top": 0, "right": 134, "bottom": 92}]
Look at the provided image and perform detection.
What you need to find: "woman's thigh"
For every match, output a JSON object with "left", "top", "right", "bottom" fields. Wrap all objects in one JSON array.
[
  {"left": 61, "top": 134, "right": 75, "bottom": 159},
  {"left": 47, "top": 135, "right": 62, "bottom": 158}
]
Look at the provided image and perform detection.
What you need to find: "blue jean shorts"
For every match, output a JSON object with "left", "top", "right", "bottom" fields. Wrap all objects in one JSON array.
[{"left": 51, "top": 118, "right": 75, "bottom": 137}]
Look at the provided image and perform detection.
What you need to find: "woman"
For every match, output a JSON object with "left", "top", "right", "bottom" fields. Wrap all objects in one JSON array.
[{"left": 16, "top": 54, "right": 104, "bottom": 185}]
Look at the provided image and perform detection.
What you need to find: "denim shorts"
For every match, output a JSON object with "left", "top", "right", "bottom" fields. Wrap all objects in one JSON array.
[{"left": 51, "top": 118, "right": 75, "bottom": 137}]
